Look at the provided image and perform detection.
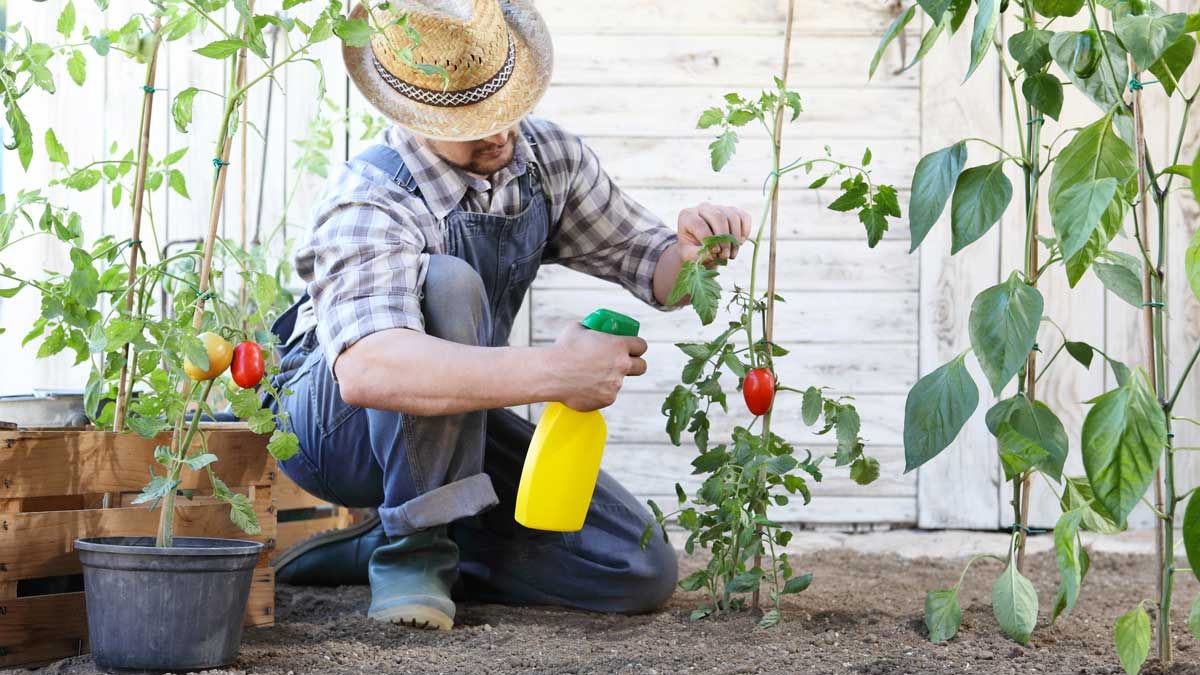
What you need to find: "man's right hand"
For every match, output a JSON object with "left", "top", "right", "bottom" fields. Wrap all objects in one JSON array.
[{"left": 548, "top": 322, "right": 648, "bottom": 412}]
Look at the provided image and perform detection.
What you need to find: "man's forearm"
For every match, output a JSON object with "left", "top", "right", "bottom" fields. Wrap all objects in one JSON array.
[
  {"left": 652, "top": 242, "right": 686, "bottom": 307},
  {"left": 334, "top": 328, "right": 561, "bottom": 416}
]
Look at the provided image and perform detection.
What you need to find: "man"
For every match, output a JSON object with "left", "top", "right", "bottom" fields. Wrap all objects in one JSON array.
[{"left": 270, "top": 0, "right": 752, "bottom": 630}]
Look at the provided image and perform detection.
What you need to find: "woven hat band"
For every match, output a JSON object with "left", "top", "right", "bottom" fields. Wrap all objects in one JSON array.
[{"left": 371, "top": 31, "right": 516, "bottom": 108}]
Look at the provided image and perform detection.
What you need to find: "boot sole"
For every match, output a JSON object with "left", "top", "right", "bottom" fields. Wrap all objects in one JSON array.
[
  {"left": 369, "top": 602, "right": 454, "bottom": 631},
  {"left": 271, "top": 512, "right": 382, "bottom": 571}
]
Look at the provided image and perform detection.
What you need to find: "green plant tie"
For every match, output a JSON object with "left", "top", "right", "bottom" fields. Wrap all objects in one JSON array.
[
  {"left": 212, "top": 158, "right": 229, "bottom": 169},
  {"left": 142, "top": 85, "right": 157, "bottom": 94},
  {"left": 198, "top": 290, "right": 218, "bottom": 301},
  {"left": 1026, "top": 116, "right": 1045, "bottom": 126},
  {"left": 129, "top": 239, "right": 141, "bottom": 246},
  {"left": 1007, "top": 523, "right": 1049, "bottom": 535},
  {"left": 1128, "top": 77, "right": 1158, "bottom": 91},
  {"left": 1143, "top": 301, "right": 1164, "bottom": 309}
]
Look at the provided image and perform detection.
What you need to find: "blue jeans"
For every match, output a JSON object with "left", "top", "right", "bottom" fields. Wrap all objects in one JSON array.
[{"left": 272, "top": 255, "right": 677, "bottom": 612}]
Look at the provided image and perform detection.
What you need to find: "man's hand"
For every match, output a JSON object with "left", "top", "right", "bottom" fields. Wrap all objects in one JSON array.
[
  {"left": 677, "top": 202, "right": 753, "bottom": 265},
  {"left": 548, "top": 323, "right": 648, "bottom": 412}
]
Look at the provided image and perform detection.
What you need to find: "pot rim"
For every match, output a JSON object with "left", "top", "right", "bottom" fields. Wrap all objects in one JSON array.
[{"left": 75, "top": 536, "right": 264, "bottom": 557}]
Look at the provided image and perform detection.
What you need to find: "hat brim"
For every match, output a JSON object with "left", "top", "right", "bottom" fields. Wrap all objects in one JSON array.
[{"left": 344, "top": 1, "right": 553, "bottom": 142}]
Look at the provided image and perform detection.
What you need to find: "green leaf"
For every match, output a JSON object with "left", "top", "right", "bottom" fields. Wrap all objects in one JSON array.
[
  {"left": 182, "top": 453, "right": 218, "bottom": 471},
  {"left": 669, "top": 260, "right": 721, "bottom": 325},
  {"left": 966, "top": 0, "right": 1001, "bottom": 81},
  {"left": 951, "top": 162, "right": 1013, "bottom": 254},
  {"left": 1081, "top": 372, "right": 1167, "bottom": 526},
  {"left": 1148, "top": 35, "right": 1196, "bottom": 97},
  {"left": 1194, "top": 144, "right": 1200, "bottom": 220},
  {"left": 696, "top": 107, "right": 723, "bottom": 129},
  {"left": 1183, "top": 488, "right": 1200, "bottom": 584},
  {"left": 195, "top": 38, "right": 247, "bottom": 59},
  {"left": 1048, "top": 111, "right": 1137, "bottom": 286},
  {"left": 909, "top": 142, "right": 968, "bottom": 252},
  {"left": 992, "top": 555, "right": 1039, "bottom": 644},
  {"left": 709, "top": 130, "right": 737, "bottom": 172},
  {"left": 870, "top": 5, "right": 916, "bottom": 79},
  {"left": 1066, "top": 341, "right": 1095, "bottom": 368},
  {"left": 67, "top": 49, "right": 86, "bottom": 86},
  {"left": 266, "top": 432, "right": 298, "bottom": 462},
  {"left": 1189, "top": 592, "right": 1200, "bottom": 640},
  {"left": 57, "top": 0, "right": 76, "bottom": 37},
  {"left": 1060, "top": 476, "right": 1126, "bottom": 534},
  {"left": 986, "top": 395, "right": 1069, "bottom": 481},
  {"left": 1051, "top": 507, "right": 1087, "bottom": 622},
  {"left": 662, "top": 385, "right": 698, "bottom": 445},
  {"left": 901, "top": 14, "right": 949, "bottom": 72},
  {"left": 247, "top": 408, "right": 276, "bottom": 434},
  {"left": 782, "top": 573, "right": 812, "bottom": 594},
  {"left": 850, "top": 456, "right": 880, "bottom": 485},
  {"left": 126, "top": 414, "right": 166, "bottom": 438},
  {"left": 725, "top": 569, "right": 763, "bottom": 594},
  {"left": 130, "top": 475, "right": 177, "bottom": 505},
  {"left": 903, "top": 354, "right": 979, "bottom": 472},
  {"left": 45, "top": 129, "right": 69, "bottom": 166},
  {"left": 1051, "top": 31, "right": 1130, "bottom": 111},
  {"left": 225, "top": 492, "right": 261, "bottom": 535},
  {"left": 1009, "top": 29, "right": 1055, "bottom": 72},
  {"left": 924, "top": 588, "right": 962, "bottom": 643},
  {"left": 333, "top": 17, "right": 373, "bottom": 47},
  {"left": 1032, "top": 0, "right": 1085, "bottom": 16},
  {"left": 1094, "top": 253, "right": 1144, "bottom": 308},
  {"left": 172, "top": 87, "right": 199, "bottom": 133},
  {"left": 163, "top": 146, "right": 188, "bottom": 166},
  {"left": 1053, "top": 178, "right": 1119, "bottom": 262},
  {"left": 1022, "top": 73, "right": 1064, "bottom": 121},
  {"left": 917, "top": 0, "right": 953, "bottom": 18},
  {"left": 802, "top": 386, "right": 822, "bottom": 426},
  {"left": 168, "top": 169, "right": 189, "bottom": 199},
  {"left": 969, "top": 272, "right": 1043, "bottom": 395},
  {"left": 1113, "top": 604, "right": 1151, "bottom": 675},
  {"left": 1114, "top": 12, "right": 1187, "bottom": 70}
]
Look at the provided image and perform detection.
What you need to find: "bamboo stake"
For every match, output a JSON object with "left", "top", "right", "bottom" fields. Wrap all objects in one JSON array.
[
  {"left": 112, "top": 19, "right": 164, "bottom": 433},
  {"left": 750, "top": 0, "right": 795, "bottom": 614}
]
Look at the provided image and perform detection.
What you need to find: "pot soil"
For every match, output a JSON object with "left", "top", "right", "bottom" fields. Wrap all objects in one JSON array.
[{"left": 74, "top": 536, "right": 263, "bottom": 671}]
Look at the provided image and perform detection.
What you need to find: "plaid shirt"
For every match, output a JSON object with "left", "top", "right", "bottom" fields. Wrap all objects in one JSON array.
[{"left": 295, "top": 116, "right": 678, "bottom": 367}]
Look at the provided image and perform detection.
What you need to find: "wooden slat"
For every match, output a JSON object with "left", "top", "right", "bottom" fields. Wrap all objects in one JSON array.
[
  {"left": 0, "top": 571, "right": 272, "bottom": 667},
  {"left": 0, "top": 426, "right": 274, "bottom": 499},
  {"left": 533, "top": 240, "right": 918, "bottom": 292},
  {"left": 276, "top": 514, "right": 342, "bottom": 553},
  {"left": 273, "top": 471, "right": 330, "bottom": 511},
  {"left": 914, "top": 13, "right": 1004, "bottom": 529},
  {"left": 552, "top": 34, "right": 917, "bottom": 89},
  {"left": 0, "top": 488, "right": 274, "bottom": 582}
]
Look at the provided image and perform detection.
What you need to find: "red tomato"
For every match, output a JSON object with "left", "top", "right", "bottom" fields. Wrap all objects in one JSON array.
[
  {"left": 742, "top": 368, "right": 776, "bottom": 416},
  {"left": 231, "top": 341, "right": 265, "bottom": 389}
]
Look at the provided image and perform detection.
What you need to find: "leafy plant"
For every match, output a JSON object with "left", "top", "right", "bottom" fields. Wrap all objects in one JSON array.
[
  {"left": 644, "top": 75, "right": 898, "bottom": 626},
  {"left": 870, "top": 0, "right": 1200, "bottom": 667}
]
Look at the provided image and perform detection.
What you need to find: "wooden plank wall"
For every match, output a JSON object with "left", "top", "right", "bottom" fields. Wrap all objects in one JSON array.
[{"left": 4, "top": 1, "right": 1197, "bottom": 530}]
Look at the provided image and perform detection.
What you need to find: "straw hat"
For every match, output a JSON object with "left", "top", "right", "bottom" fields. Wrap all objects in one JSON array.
[{"left": 343, "top": 0, "right": 554, "bottom": 141}]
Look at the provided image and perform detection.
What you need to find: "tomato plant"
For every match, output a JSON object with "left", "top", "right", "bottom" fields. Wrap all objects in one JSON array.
[
  {"left": 644, "top": 72, "right": 898, "bottom": 627},
  {"left": 872, "top": 0, "right": 1200, "bottom": 668}
]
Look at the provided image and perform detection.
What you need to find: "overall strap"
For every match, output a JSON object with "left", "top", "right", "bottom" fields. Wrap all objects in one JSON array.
[{"left": 354, "top": 144, "right": 420, "bottom": 195}]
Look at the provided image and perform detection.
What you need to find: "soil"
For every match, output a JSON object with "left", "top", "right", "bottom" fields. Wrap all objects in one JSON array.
[{"left": 17, "top": 546, "right": 1200, "bottom": 675}]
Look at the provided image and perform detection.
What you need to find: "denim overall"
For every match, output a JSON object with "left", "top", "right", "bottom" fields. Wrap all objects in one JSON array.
[{"left": 268, "top": 136, "right": 677, "bottom": 612}]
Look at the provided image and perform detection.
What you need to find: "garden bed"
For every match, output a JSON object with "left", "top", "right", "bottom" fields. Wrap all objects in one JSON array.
[{"left": 14, "top": 546, "right": 1200, "bottom": 675}]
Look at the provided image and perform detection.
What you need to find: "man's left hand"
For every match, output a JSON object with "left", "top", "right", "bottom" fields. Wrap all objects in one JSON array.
[{"left": 676, "top": 202, "right": 753, "bottom": 265}]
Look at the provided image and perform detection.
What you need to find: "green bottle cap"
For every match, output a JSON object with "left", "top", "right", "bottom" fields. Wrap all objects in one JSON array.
[{"left": 580, "top": 308, "right": 640, "bottom": 337}]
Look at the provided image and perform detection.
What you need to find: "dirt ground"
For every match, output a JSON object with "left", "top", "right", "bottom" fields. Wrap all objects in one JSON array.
[{"left": 18, "top": 545, "right": 1200, "bottom": 675}]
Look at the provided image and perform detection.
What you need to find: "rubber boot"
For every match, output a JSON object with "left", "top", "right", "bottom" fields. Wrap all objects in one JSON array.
[
  {"left": 273, "top": 514, "right": 388, "bottom": 586},
  {"left": 367, "top": 526, "right": 459, "bottom": 630}
]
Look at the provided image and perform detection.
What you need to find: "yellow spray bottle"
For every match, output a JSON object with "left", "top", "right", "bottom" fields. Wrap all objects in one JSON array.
[{"left": 514, "top": 309, "right": 641, "bottom": 531}]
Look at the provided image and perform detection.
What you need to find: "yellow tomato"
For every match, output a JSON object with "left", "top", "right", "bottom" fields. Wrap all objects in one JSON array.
[{"left": 183, "top": 332, "right": 234, "bottom": 381}]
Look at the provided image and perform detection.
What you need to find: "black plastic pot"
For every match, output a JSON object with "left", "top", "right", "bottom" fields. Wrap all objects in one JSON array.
[{"left": 75, "top": 536, "right": 264, "bottom": 671}]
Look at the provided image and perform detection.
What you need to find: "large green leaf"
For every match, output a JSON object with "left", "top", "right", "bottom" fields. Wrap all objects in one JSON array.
[
  {"left": 1093, "top": 250, "right": 1144, "bottom": 308},
  {"left": 1051, "top": 507, "right": 1087, "bottom": 622},
  {"left": 1183, "top": 489, "right": 1200, "bottom": 584},
  {"left": 1032, "top": 0, "right": 1085, "bottom": 16},
  {"left": 1148, "top": 34, "right": 1196, "bottom": 97},
  {"left": 870, "top": 5, "right": 917, "bottom": 79},
  {"left": 966, "top": 0, "right": 1001, "bottom": 81},
  {"left": 986, "top": 395, "right": 1068, "bottom": 481},
  {"left": 909, "top": 142, "right": 968, "bottom": 252},
  {"left": 1193, "top": 144, "right": 1200, "bottom": 206},
  {"left": 1050, "top": 31, "right": 1130, "bottom": 111},
  {"left": 1187, "top": 225, "right": 1200, "bottom": 302},
  {"left": 1022, "top": 73, "right": 1064, "bottom": 120},
  {"left": 669, "top": 260, "right": 721, "bottom": 325},
  {"left": 1053, "top": 178, "right": 1119, "bottom": 261},
  {"left": 1060, "top": 475, "right": 1125, "bottom": 534},
  {"left": 903, "top": 354, "right": 980, "bottom": 472},
  {"left": 1009, "top": 29, "right": 1055, "bottom": 72},
  {"left": 925, "top": 588, "right": 962, "bottom": 643},
  {"left": 992, "top": 555, "right": 1039, "bottom": 644},
  {"left": 1081, "top": 372, "right": 1167, "bottom": 526},
  {"left": 1048, "top": 111, "right": 1137, "bottom": 286},
  {"left": 969, "top": 272, "right": 1044, "bottom": 395},
  {"left": 1114, "top": 12, "right": 1187, "bottom": 71},
  {"left": 901, "top": 14, "right": 950, "bottom": 73},
  {"left": 951, "top": 162, "right": 1013, "bottom": 253},
  {"left": 1114, "top": 604, "right": 1151, "bottom": 675},
  {"left": 917, "top": 0, "right": 953, "bottom": 17}
]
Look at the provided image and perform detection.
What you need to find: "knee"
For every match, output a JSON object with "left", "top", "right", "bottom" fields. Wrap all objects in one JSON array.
[
  {"left": 610, "top": 530, "right": 679, "bottom": 614},
  {"left": 422, "top": 255, "right": 489, "bottom": 345}
]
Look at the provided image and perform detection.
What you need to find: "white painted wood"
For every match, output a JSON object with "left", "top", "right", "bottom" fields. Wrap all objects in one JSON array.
[{"left": 914, "top": 13, "right": 1004, "bottom": 529}]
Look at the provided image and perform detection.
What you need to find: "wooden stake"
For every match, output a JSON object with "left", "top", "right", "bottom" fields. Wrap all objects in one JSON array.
[{"left": 112, "top": 19, "right": 163, "bottom": 433}]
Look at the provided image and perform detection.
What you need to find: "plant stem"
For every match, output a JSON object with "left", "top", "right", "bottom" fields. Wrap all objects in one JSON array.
[
  {"left": 156, "top": 380, "right": 210, "bottom": 547},
  {"left": 112, "top": 19, "right": 163, "bottom": 433}
]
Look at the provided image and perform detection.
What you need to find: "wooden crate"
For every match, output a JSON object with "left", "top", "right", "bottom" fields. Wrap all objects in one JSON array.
[
  {"left": 0, "top": 424, "right": 277, "bottom": 668},
  {"left": 272, "top": 471, "right": 355, "bottom": 558}
]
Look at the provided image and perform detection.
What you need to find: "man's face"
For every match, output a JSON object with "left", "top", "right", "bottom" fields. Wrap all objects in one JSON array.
[{"left": 422, "top": 127, "right": 517, "bottom": 177}]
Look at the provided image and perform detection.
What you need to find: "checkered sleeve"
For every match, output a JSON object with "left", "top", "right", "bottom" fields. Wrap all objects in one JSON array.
[
  {"left": 299, "top": 165, "right": 430, "bottom": 370},
  {"left": 538, "top": 123, "right": 678, "bottom": 308}
]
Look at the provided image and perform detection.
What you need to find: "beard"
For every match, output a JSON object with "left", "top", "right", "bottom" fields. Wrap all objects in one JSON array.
[{"left": 462, "top": 133, "right": 516, "bottom": 176}]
